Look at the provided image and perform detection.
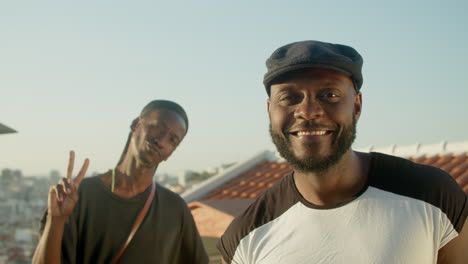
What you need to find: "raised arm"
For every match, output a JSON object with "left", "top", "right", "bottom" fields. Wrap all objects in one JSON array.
[{"left": 32, "top": 151, "right": 89, "bottom": 264}]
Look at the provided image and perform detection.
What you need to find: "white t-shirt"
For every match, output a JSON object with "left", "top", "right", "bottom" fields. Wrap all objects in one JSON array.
[{"left": 218, "top": 152, "right": 468, "bottom": 264}]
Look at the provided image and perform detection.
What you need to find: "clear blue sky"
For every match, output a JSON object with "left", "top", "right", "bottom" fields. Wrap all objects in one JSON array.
[{"left": 1, "top": 0, "right": 467, "bottom": 177}]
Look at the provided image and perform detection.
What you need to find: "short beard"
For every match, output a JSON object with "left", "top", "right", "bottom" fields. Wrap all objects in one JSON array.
[{"left": 270, "top": 115, "right": 357, "bottom": 173}]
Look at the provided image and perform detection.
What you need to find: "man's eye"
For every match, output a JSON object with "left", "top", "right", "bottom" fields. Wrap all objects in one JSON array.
[
  {"left": 320, "top": 92, "right": 340, "bottom": 102},
  {"left": 279, "top": 94, "right": 301, "bottom": 103}
]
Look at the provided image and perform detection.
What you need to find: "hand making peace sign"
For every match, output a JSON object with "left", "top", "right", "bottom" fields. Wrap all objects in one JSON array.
[{"left": 48, "top": 151, "right": 90, "bottom": 219}]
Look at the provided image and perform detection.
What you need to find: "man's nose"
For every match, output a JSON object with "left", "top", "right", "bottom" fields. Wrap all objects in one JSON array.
[
  {"left": 293, "top": 98, "right": 324, "bottom": 120},
  {"left": 153, "top": 131, "right": 169, "bottom": 148}
]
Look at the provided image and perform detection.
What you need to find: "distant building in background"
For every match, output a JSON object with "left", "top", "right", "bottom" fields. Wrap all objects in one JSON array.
[
  {"left": 184, "top": 163, "right": 237, "bottom": 190},
  {"left": 49, "top": 170, "right": 61, "bottom": 184},
  {"left": 0, "top": 165, "right": 48, "bottom": 263},
  {"left": 179, "top": 171, "right": 186, "bottom": 187},
  {"left": 1, "top": 169, "right": 23, "bottom": 193}
]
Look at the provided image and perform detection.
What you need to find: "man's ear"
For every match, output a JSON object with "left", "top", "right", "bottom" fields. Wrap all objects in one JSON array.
[
  {"left": 267, "top": 99, "right": 271, "bottom": 113},
  {"left": 130, "top": 117, "right": 140, "bottom": 131},
  {"left": 354, "top": 92, "right": 362, "bottom": 120}
]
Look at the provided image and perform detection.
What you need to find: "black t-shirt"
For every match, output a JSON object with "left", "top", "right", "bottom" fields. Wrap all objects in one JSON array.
[{"left": 40, "top": 176, "right": 208, "bottom": 264}]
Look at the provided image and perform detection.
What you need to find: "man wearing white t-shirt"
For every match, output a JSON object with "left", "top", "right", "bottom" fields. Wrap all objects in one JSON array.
[{"left": 218, "top": 40, "right": 468, "bottom": 263}]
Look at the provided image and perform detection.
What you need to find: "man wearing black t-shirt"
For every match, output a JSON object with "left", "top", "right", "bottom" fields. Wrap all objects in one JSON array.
[
  {"left": 33, "top": 100, "right": 208, "bottom": 264},
  {"left": 218, "top": 41, "right": 468, "bottom": 263}
]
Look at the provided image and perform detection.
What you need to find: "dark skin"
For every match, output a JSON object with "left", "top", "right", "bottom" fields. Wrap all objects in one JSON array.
[
  {"left": 221, "top": 69, "right": 372, "bottom": 263},
  {"left": 437, "top": 223, "right": 468, "bottom": 264},
  {"left": 266, "top": 68, "right": 467, "bottom": 263},
  {"left": 268, "top": 68, "right": 369, "bottom": 206},
  {"left": 100, "top": 109, "right": 187, "bottom": 198},
  {"left": 32, "top": 108, "right": 187, "bottom": 264},
  {"left": 31, "top": 151, "right": 90, "bottom": 264}
]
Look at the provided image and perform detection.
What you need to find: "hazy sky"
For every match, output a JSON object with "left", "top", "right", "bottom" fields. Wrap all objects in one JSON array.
[{"left": 1, "top": 0, "right": 467, "bottom": 177}]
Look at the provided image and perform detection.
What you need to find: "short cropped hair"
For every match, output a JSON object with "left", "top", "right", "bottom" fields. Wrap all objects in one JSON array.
[{"left": 140, "top": 100, "right": 189, "bottom": 131}]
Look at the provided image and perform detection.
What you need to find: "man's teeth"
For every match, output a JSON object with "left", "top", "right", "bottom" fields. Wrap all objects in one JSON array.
[{"left": 297, "top": 131, "right": 327, "bottom": 136}]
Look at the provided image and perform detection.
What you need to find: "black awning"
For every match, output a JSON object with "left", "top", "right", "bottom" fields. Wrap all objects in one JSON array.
[{"left": 0, "top": 123, "right": 17, "bottom": 134}]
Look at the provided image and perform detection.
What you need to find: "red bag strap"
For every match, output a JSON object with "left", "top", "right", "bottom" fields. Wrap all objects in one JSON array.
[{"left": 112, "top": 182, "right": 156, "bottom": 264}]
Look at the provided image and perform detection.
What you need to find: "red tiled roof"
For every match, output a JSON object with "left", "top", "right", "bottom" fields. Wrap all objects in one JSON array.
[
  {"left": 202, "top": 161, "right": 291, "bottom": 200},
  {"left": 202, "top": 153, "right": 468, "bottom": 200},
  {"left": 408, "top": 154, "right": 468, "bottom": 193}
]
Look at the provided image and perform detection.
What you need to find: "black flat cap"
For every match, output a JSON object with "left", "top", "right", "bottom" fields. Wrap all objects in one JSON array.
[{"left": 263, "top": 40, "right": 363, "bottom": 95}]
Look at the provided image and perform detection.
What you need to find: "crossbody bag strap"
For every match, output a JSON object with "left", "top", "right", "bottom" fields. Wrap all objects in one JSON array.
[{"left": 112, "top": 182, "right": 156, "bottom": 264}]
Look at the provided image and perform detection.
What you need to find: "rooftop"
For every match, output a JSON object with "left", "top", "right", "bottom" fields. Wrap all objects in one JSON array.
[{"left": 183, "top": 140, "right": 468, "bottom": 202}]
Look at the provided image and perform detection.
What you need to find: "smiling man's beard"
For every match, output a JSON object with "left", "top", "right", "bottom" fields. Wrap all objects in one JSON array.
[{"left": 269, "top": 115, "right": 357, "bottom": 173}]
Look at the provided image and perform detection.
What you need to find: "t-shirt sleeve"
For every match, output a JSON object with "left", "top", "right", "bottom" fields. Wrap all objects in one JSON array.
[
  {"left": 437, "top": 170, "right": 468, "bottom": 248},
  {"left": 439, "top": 191, "right": 468, "bottom": 248},
  {"left": 453, "top": 193, "right": 468, "bottom": 233},
  {"left": 372, "top": 153, "right": 468, "bottom": 249},
  {"left": 217, "top": 234, "right": 232, "bottom": 263},
  {"left": 180, "top": 203, "right": 209, "bottom": 264},
  {"left": 216, "top": 216, "right": 246, "bottom": 264}
]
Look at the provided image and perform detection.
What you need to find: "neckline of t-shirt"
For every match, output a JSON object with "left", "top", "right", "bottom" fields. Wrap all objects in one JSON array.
[
  {"left": 94, "top": 175, "right": 153, "bottom": 203},
  {"left": 290, "top": 152, "right": 376, "bottom": 210}
]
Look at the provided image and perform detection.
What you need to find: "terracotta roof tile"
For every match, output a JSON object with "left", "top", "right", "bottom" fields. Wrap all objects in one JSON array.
[
  {"left": 421, "top": 155, "right": 440, "bottom": 165},
  {"left": 452, "top": 164, "right": 468, "bottom": 178},
  {"left": 410, "top": 156, "right": 427, "bottom": 164},
  {"left": 201, "top": 153, "right": 468, "bottom": 200}
]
